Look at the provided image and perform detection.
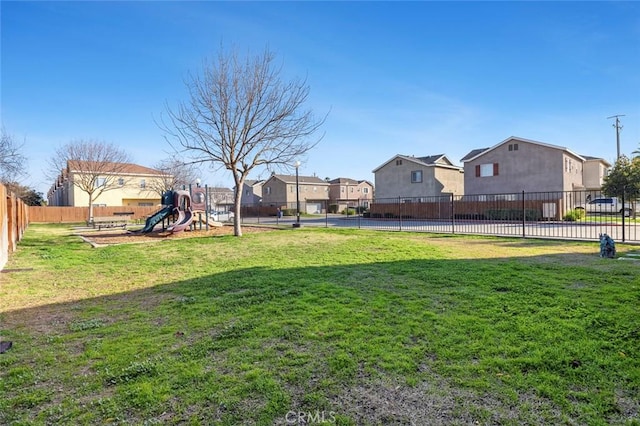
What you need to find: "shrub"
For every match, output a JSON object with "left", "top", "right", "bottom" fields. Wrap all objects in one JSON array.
[{"left": 564, "top": 209, "right": 585, "bottom": 221}]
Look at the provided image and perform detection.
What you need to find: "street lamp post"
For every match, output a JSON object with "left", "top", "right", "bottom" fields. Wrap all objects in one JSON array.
[{"left": 293, "top": 161, "right": 301, "bottom": 228}]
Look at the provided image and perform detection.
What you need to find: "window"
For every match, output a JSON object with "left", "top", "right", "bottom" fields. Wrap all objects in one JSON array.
[
  {"left": 476, "top": 163, "right": 499, "bottom": 177},
  {"left": 265, "top": 187, "right": 271, "bottom": 195},
  {"left": 411, "top": 170, "right": 423, "bottom": 183},
  {"left": 290, "top": 185, "right": 295, "bottom": 193},
  {"left": 396, "top": 159, "right": 403, "bottom": 166},
  {"left": 350, "top": 187, "right": 354, "bottom": 192},
  {"left": 95, "top": 178, "right": 106, "bottom": 188},
  {"left": 140, "top": 179, "right": 146, "bottom": 189},
  {"left": 341, "top": 187, "right": 345, "bottom": 193},
  {"left": 508, "top": 143, "right": 519, "bottom": 151},
  {"left": 118, "top": 178, "right": 124, "bottom": 186},
  {"left": 363, "top": 187, "right": 369, "bottom": 194}
]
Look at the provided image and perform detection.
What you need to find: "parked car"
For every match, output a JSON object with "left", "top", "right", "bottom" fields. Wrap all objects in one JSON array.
[
  {"left": 210, "top": 211, "right": 234, "bottom": 221},
  {"left": 575, "top": 197, "right": 635, "bottom": 216}
]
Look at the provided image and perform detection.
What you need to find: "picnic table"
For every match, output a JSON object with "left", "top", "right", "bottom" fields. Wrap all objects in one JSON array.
[{"left": 90, "top": 215, "right": 133, "bottom": 230}]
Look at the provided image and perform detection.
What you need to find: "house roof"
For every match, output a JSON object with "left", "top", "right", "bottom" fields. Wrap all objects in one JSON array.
[
  {"left": 244, "top": 179, "right": 264, "bottom": 186},
  {"left": 460, "top": 136, "right": 586, "bottom": 163},
  {"left": 460, "top": 148, "right": 490, "bottom": 162},
  {"left": 328, "top": 177, "right": 359, "bottom": 185},
  {"left": 268, "top": 174, "right": 329, "bottom": 185},
  {"left": 67, "top": 160, "right": 163, "bottom": 176},
  {"left": 582, "top": 156, "right": 612, "bottom": 167},
  {"left": 207, "top": 187, "right": 234, "bottom": 193},
  {"left": 372, "top": 154, "right": 462, "bottom": 173}
]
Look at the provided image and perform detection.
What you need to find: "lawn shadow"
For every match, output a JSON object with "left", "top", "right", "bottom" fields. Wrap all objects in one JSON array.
[{"left": 1, "top": 252, "right": 639, "bottom": 425}]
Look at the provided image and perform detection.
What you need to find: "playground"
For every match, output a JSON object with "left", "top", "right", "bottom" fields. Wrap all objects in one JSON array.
[{"left": 78, "top": 225, "right": 275, "bottom": 247}]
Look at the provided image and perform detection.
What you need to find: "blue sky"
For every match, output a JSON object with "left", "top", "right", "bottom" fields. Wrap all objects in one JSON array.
[{"left": 2, "top": 1, "right": 639, "bottom": 196}]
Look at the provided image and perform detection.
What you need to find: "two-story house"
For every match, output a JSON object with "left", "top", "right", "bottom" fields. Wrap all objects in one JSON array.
[
  {"left": 327, "top": 178, "right": 374, "bottom": 212},
  {"left": 582, "top": 156, "right": 612, "bottom": 193},
  {"left": 261, "top": 174, "right": 330, "bottom": 214},
  {"left": 460, "top": 136, "right": 609, "bottom": 196},
  {"left": 206, "top": 187, "right": 235, "bottom": 212},
  {"left": 48, "top": 160, "right": 168, "bottom": 207},
  {"left": 240, "top": 180, "right": 264, "bottom": 206},
  {"left": 372, "top": 154, "right": 464, "bottom": 201}
]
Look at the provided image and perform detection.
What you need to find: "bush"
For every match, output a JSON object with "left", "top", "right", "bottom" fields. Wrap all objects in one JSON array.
[{"left": 564, "top": 209, "right": 585, "bottom": 222}]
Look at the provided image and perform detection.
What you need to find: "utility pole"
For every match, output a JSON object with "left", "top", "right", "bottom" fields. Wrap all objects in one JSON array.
[{"left": 607, "top": 114, "right": 625, "bottom": 160}]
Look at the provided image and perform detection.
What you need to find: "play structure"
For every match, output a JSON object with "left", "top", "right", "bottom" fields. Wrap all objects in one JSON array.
[{"left": 139, "top": 186, "right": 218, "bottom": 234}]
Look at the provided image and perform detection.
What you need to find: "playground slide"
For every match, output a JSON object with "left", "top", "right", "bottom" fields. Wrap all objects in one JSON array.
[
  {"left": 140, "top": 206, "right": 173, "bottom": 233},
  {"left": 194, "top": 215, "right": 223, "bottom": 227},
  {"left": 169, "top": 209, "right": 194, "bottom": 233}
]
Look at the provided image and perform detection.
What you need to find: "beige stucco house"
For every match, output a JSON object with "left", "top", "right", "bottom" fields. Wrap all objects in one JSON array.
[
  {"left": 48, "top": 161, "right": 167, "bottom": 207},
  {"left": 582, "top": 156, "right": 612, "bottom": 192},
  {"left": 461, "top": 136, "right": 609, "bottom": 196},
  {"left": 261, "top": 174, "right": 329, "bottom": 214},
  {"left": 372, "top": 154, "right": 464, "bottom": 201},
  {"left": 327, "top": 178, "right": 374, "bottom": 211},
  {"left": 240, "top": 180, "right": 264, "bottom": 206}
]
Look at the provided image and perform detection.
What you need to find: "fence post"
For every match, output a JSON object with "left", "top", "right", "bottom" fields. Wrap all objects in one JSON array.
[
  {"left": 358, "top": 198, "right": 361, "bottom": 229},
  {"left": 522, "top": 190, "right": 526, "bottom": 238},
  {"left": 450, "top": 194, "right": 455, "bottom": 234},
  {"left": 398, "top": 197, "right": 402, "bottom": 231},
  {"left": 622, "top": 190, "right": 626, "bottom": 242}
]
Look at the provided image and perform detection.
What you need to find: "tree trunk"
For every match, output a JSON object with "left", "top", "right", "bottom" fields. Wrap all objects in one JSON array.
[
  {"left": 88, "top": 192, "right": 94, "bottom": 224},
  {"left": 233, "top": 176, "right": 244, "bottom": 237}
]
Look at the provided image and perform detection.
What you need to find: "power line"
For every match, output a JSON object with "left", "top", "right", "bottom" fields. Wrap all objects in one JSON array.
[{"left": 607, "top": 114, "right": 625, "bottom": 160}]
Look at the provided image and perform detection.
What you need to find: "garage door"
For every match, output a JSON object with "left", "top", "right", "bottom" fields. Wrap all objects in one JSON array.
[{"left": 306, "top": 203, "right": 322, "bottom": 214}]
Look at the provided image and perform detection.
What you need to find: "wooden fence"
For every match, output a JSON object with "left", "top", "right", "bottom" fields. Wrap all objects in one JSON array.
[
  {"left": 1, "top": 184, "right": 29, "bottom": 270},
  {"left": 29, "top": 206, "right": 160, "bottom": 223}
]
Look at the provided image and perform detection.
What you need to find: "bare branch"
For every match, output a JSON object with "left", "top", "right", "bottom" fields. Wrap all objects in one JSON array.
[
  {"left": 0, "top": 127, "right": 28, "bottom": 183},
  {"left": 160, "top": 45, "right": 326, "bottom": 236},
  {"left": 48, "top": 139, "right": 132, "bottom": 221},
  {"left": 148, "top": 157, "right": 202, "bottom": 196}
]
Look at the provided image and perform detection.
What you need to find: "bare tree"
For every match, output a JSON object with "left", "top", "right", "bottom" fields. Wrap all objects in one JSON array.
[
  {"left": 162, "top": 46, "right": 325, "bottom": 236},
  {"left": 149, "top": 157, "right": 201, "bottom": 197},
  {"left": 0, "top": 127, "right": 27, "bottom": 182},
  {"left": 49, "top": 139, "right": 132, "bottom": 222}
]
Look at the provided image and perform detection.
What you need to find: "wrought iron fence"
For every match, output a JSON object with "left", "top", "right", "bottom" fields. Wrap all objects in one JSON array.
[{"left": 238, "top": 190, "right": 640, "bottom": 243}]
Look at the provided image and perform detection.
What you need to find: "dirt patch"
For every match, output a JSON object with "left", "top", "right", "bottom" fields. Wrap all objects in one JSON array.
[{"left": 77, "top": 225, "right": 277, "bottom": 247}]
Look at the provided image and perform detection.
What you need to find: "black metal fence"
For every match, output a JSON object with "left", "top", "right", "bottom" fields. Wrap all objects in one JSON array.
[{"left": 238, "top": 190, "right": 640, "bottom": 243}]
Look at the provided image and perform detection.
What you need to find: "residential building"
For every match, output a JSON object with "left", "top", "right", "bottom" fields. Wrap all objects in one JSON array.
[
  {"left": 327, "top": 178, "right": 374, "bottom": 211},
  {"left": 460, "top": 136, "right": 607, "bottom": 196},
  {"left": 240, "top": 180, "right": 264, "bottom": 205},
  {"left": 261, "top": 174, "right": 329, "bottom": 214},
  {"left": 372, "top": 154, "right": 464, "bottom": 201},
  {"left": 582, "top": 156, "right": 612, "bottom": 192},
  {"left": 206, "top": 187, "right": 235, "bottom": 212},
  {"left": 48, "top": 161, "right": 168, "bottom": 207}
]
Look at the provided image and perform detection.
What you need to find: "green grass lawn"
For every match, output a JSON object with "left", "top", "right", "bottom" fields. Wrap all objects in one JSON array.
[{"left": 1, "top": 224, "right": 639, "bottom": 425}]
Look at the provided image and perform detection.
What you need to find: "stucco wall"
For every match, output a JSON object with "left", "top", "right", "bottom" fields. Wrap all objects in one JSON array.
[
  {"left": 583, "top": 160, "right": 608, "bottom": 191},
  {"left": 464, "top": 141, "right": 581, "bottom": 195},
  {"left": 375, "top": 159, "right": 463, "bottom": 199},
  {"left": 70, "top": 176, "right": 165, "bottom": 207}
]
